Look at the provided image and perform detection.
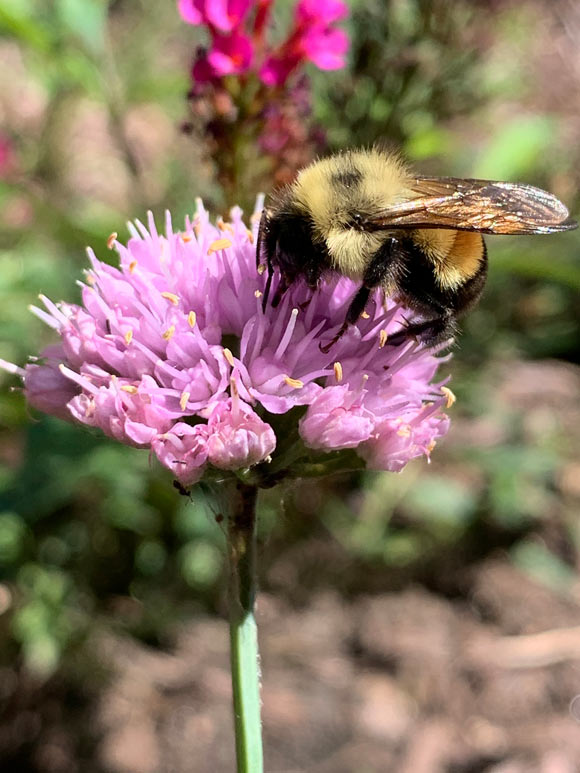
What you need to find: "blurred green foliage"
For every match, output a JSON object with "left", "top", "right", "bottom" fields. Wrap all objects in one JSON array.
[{"left": 0, "top": 0, "right": 579, "bottom": 694}]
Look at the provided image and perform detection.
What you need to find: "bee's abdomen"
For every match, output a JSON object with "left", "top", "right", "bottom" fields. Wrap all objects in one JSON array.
[{"left": 397, "top": 237, "right": 487, "bottom": 317}]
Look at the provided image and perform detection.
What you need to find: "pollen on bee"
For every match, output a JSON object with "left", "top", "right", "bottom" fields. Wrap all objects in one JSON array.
[
  {"left": 207, "top": 238, "right": 232, "bottom": 255},
  {"left": 441, "top": 386, "right": 456, "bottom": 408},
  {"left": 162, "top": 325, "right": 175, "bottom": 341},
  {"left": 284, "top": 376, "right": 304, "bottom": 389},
  {"left": 254, "top": 289, "right": 263, "bottom": 298},
  {"left": 333, "top": 361, "right": 343, "bottom": 382},
  {"left": 180, "top": 391, "right": 190, "bottom": 411},
  {"left": 124, "top": 329, "right": 133, "bottom": 345},
  {"left": 187, "top": 311, "right": 197, "bottom": 327},
  {"left": 121, "top": 384, "right": 138, "bottom": 394},
  {"left": 107, "top": 232, "right": 118, "bottom": 249},
  {"left": 223, "top": 348, "right": 235, "bottom": 366},
  {"left": 161, "top": 292, "right": 179, "bottom": 306},
  {"left": 379, "top": 329, "right": 388, "bottom": 348},
  {"left": 128, "top": 260, "right": 138, "bottom": 274},
  {"left": 257, "top": 264, "right": 266, "bottom": 275}
]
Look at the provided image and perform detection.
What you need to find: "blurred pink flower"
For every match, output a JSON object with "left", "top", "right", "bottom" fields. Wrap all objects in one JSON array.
[
  {"left": 178, "top": 0, "right": 252, "bottom": 31},
  {"left": 259, "top": 0, "right": 348, "bottom": 85},
  {"left": 296, "top": 0, "right": 348, "bottom": 25},
  {"left": 2, "top": 200, "right": 451, "bottom": 485},
  {"left": 207, "top": 30, "right": 254, "bottom": 75},
  {"left": 300, "top": 25, "right": 348, "bottom": 70},
  {"left": 0, "top": 134, "right": 15, "bottom": 179}
]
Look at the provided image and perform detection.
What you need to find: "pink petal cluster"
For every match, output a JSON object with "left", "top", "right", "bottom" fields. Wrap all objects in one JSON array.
[
  {"left": 179, "top": 0, "right": 348, "bottom": 86},
  {"left": 2, "top": 200, "right": 452, "bottom": 484}
]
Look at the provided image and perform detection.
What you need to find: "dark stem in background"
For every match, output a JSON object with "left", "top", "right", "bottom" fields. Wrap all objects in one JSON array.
[{"left": 227, "top": 481, "right": 263, "bottom": 773}]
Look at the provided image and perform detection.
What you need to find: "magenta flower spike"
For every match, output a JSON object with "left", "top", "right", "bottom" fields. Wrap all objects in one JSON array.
[{"left": 2, "top": 200, "right": 452, "bottom": 487}]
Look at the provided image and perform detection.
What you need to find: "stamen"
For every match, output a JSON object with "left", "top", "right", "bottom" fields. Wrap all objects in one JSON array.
[
  {"left": 86, "top": 273, "right": 96, "bottom": 285},
  {"left": 121, "top": 385, "right": 138, "bottom": 394},
  {"left": 397, "top": 424, "right": 412, "bottom": 438},
  {"left": 223, "top": 348, "right": 235, "bottom": 367},
  {"left": 161, "top": 292, "right": 179, "bottom": 306},
  {"left": 0, "top": 359, "right": 25, "bottom": 377},
  {"left": 128, "top": 260, "right": 138, "bottom": 274},
  {"left": 441, "top": 386, "right": 456, "bottom": 408},
  {"left": 274, "top": 308, "right": 299, "bottom": 360},
  {"left": 163, "top": 325, "right": 175, "bottom": 341},
  {"left": 124, "top": 329, "right": 133, "bottom": 345},
  {"left": 230, "top": 376, "right": 240, "bottom": 421},
  {"left": 217, "top": 219, "right": 234, "bottom": 234},
  {"left": 333, "top": 362, "right": 343, "bottom": 382},
  {"left": 284, "top": 376, "right": 304, "bottom": 389},
  {"left": 254, "top": 290, "right": 263, "bottom": 298},
  {"left": 252, "top": 193, "right": 265, "bottom": 222},
  {"left": 379, "top": 329, "right": 388, "bottom": 348},
  {"left": 188, "top": 311, "right": 197, "bottom": 328},
  {"left": 107, "top": 232, "right": 117, "bottom": 249},
  {"left": 257, "top": 264, "right": 266, "bottom": 275},
  {"left": 181, "top": 233, "right": 193, "bottom": 243},
  {"left": 207, "top": 238, "right": 232, "bottom": 255},
  {"left": 427, "top": 440, "right": 437, "bottom": 453},
  {"left": 360, "top": 311, "right": 370, "bottom": 319},
  {"left": 28, "top": 305, "right": 61, "bottom": 330},
  {"left": 180, "top": 391, "right": 190, "bottom": 411},
  {"left": 246, "top": 229, "right": 255, "bottom": 244}
]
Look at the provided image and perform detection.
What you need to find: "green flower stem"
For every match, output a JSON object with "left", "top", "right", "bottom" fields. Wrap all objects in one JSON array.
[{"left": 227, "top": 482, "right": 263, "bottom": 773}]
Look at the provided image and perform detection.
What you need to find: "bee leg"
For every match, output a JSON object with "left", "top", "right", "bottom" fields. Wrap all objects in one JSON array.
[
  {"left": 271, "top": 274, "right": 290, "bottom": 308},
  {"left": 256, "top": 208, "right": 269, "bottom": 270},
  {"left": 386, "top": 312, "right": 457, "bottom": 349},
  {"left": 320, "top": 285, "right": 371, "bottom": 353}
]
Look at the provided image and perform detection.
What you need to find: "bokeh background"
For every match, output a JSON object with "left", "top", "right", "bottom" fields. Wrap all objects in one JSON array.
[{"left": 1, "top": 1, "right": 580, "bottom": 771}]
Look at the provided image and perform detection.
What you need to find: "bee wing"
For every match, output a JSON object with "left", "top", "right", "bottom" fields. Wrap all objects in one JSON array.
[{"left": 363, "top": 176, "right": 578, "bottom": 234}]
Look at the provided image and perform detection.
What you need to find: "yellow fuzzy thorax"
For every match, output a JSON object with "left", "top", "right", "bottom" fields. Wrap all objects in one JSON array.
[{"left": 292, "top": 149, "right": 411, "bottom": 277}]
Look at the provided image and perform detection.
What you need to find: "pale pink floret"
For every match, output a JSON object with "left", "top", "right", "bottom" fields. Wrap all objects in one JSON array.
[
  {"left": 152, "top": 423, "right": 209, "bottom": 486},
  {"left": 206, "top": 397, "right": 276, "bottom": 470},
  {"left": 1, "top": 199, "right": 451, "bottom": 484}
]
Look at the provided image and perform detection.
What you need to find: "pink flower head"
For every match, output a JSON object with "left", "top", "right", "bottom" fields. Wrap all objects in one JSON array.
[
  {"left": 178, "top": 0, "right": 252, "bottom": 32},
  {"left": 2, "top": 198, "right": 452, "bottom": 486}
]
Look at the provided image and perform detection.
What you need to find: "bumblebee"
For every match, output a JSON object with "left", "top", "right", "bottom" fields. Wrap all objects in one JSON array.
[{"left": 257, "top": 149, "right": 577, "bottom": 351}]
